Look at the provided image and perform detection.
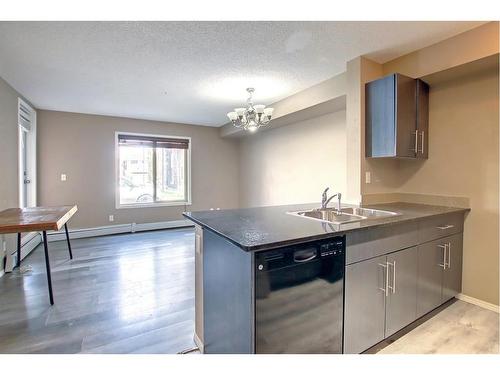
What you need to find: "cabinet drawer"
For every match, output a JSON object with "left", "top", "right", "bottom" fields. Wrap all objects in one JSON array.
[
  {"left": 418, "top": 213, "right": 464, "bottom": 243},
  {"left": 346, "top": 221, "right": 418, "bottom": 265}
]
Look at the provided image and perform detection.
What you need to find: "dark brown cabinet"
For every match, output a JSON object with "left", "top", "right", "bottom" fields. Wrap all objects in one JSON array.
[{"left": 365, "top": 73, "right": 429, "bottom": 159}]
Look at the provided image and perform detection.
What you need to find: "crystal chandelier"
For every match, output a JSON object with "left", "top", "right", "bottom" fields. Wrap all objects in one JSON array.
[{"left": 227, "top": 88, "right": 274, "bottom": 132}]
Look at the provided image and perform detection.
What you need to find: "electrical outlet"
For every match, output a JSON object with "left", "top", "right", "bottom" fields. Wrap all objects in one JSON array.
[
  {"left": 61, "top": 173, "right": 67, "bottom": 182},
  {"left": 365, "top": 171, "right": 371, "bottom": 184},
  {"left": 109, "top": 215, "right": 114, "bottom": 222}
]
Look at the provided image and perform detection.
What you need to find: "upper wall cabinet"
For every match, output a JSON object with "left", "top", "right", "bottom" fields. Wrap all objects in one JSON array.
[{"left": 365, "top": 73, "right": 429, "bottom": 159}]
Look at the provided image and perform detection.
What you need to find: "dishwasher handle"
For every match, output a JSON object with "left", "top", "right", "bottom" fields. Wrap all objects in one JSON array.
[{"left": 293, "top": 249, "right": 318, "bottom": 263}]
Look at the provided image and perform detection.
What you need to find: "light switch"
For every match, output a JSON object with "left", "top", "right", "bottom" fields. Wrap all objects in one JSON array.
[
  {"left": 109, "top": 215, "right": 114, "bottom": 222},
  {"left": 365, "top": 171, "right": 371, "bottom": 184},
  {"left": 61, "top": 174, "right": 67, "bottom": 182}
]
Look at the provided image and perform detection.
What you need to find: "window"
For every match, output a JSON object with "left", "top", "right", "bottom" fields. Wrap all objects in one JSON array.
[{"left": 116, "top": 133, "right": 191, "bottom": 207}]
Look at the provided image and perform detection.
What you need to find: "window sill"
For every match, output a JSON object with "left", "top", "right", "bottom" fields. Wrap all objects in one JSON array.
[{"left": 116, "top": 201, "right": 192, "bottom": 210}]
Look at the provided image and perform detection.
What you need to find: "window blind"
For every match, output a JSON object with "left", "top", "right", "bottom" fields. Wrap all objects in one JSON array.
[{"left": 118, "top": 134, "right": 189, "bottom": 149}]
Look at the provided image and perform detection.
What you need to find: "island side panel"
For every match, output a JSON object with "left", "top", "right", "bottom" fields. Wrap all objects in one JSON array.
[{"left": 202, "top": 229, "right": 254, "bottom": 354}]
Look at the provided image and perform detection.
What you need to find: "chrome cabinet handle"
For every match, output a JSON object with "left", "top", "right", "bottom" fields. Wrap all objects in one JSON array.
[
  {"left": 195, "top": 234, "right": 202, "bottom": 254},
  {"left": 419, "top": 131, "right": 425, "bottom": 154},
  {"left": 438, "top": 244, "right": 447, "bottom": 269},
  {"left": 378, "top": 263, "right": 389, "bottom": 296},
  {"left": 413, "top": 130, "right": 419, "bottom": 153},
  {"left": 387, "top": 261, "right": 396, "bottom": 294},
  {"left": 436, "top": 224, "right": 455, "bottom": 230},
  {"left": 447, "top": 242, "right": 451, "bottom": 269}
]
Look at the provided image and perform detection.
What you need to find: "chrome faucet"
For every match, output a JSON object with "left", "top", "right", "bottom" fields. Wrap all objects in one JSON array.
[{"left": 321, "top": 187, "right": 342, "bottom": 212}]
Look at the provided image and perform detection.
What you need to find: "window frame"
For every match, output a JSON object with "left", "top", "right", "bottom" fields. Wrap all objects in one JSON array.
[{"left": 115, "top": 131, "right": 192, "bottom": 209}]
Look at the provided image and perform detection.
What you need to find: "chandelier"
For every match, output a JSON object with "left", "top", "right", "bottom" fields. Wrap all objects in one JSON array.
[{"left": 227, "top": 88, "right": 274, "bottom": 132}]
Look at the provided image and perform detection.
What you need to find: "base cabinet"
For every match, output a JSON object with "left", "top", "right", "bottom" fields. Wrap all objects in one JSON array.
[
  {"left": 442, "top": 234, "right": 463, "bottom": 302},
  {"left": 344, "top": 255, "right": 387, "bottom": 354},
  {"left": 385, "top": 247, "right": 418, "bottom": 337},
  {"left": 344, "top": 213, "right": 465, "bottom": 354},
  {"left": 417, "top": 233, "right": 463, "bottom": 316},
  {"left": 344, "top": 246, "right": 418, "bottom": 354},
  {"left": 416, "top": 239, "right": 444, "bottom": 316}
]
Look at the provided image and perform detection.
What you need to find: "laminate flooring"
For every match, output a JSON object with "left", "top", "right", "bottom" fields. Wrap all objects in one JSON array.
[
  {"left": 379, "top": 300, "right": 499, "bottom": 354},
  {"left": 0, "top": 228, "right": 196, "bottom": 354},
  {"left": 1, "top": 229, "right": 498, "bottom": 354}
]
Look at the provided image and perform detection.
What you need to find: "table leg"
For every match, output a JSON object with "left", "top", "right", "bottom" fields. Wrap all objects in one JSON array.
[
  {"left": 64, "top": 223, "right": 73, "bottom": 259},
  {"left": 42, "top": 231, "right": 54, "bottom": 305},
  {"left": 16, "top": 233, "right": 21, "bottom": 268}
]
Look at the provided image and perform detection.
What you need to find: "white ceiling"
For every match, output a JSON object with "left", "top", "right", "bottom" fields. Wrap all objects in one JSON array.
[{"left": 0, "top": 21, "right": 485, "bottom": 126}]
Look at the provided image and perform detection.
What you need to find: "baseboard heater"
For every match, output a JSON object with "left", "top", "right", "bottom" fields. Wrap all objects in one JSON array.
[
  {"left": 3, "top": 232, "right": 42, "bottom": 273},
  {"left": 46, "top": 219, "right": 194, "bottom": 242}
]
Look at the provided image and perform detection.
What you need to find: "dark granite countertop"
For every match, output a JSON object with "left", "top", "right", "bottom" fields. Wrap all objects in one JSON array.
[{"left": 183, "top": 202, "right": 469, "bottom": 252}]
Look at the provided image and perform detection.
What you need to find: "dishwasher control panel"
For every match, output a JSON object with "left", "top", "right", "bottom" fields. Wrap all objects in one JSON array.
[
  {"left": 320, "top": 240, "right": 344, "bottom": 257},
  {"left": 256, "top": 236, "right": 345, "bottom": 271}
]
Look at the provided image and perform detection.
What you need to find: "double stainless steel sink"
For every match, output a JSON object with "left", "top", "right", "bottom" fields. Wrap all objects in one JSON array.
[{"left": 287, "top": 206, "right": 400, "bottom": 225}]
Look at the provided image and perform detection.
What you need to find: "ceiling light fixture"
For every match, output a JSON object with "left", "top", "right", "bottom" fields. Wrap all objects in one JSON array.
[{"left": 227, "top": 88, "right": 274, "bottom": 132}]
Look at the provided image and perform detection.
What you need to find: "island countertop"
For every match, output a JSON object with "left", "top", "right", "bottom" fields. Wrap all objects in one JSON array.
[{"left": 183, "top": 202, "right": 469, "bottom": 252}]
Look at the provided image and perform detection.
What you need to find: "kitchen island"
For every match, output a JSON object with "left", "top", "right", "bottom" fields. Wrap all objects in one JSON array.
[{"left": 183, "top": 202, "right": 469, "bottom": 354}]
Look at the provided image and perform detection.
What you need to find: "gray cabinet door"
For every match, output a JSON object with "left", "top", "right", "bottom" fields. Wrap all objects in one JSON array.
[
  {"left": 417, "top": 239, "right": 445, "bottom": 316},
  {"left": 385, "top": 247, "right": 418, "bottom": 337},
  {"left": 416, "top": 79, "right": 429, "bottom": 159},
  {"left": 344, "top": 255, "right": 387, "bottom": 354},
  {"left": 442, "top": 233, "right": 463, "bottom": 302},
  {"left": 395, "top": 74, "right": 418, "bottom": 158}
]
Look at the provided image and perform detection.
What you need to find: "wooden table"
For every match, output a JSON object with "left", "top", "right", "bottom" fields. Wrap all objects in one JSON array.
[{"left": 0, "top": 205, "right": 78, "bottom": 305}]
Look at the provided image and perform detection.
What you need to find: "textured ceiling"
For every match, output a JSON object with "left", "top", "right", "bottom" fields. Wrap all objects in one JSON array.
[{"left": 0, "top": 21, "right": 485, "bottom": 126}]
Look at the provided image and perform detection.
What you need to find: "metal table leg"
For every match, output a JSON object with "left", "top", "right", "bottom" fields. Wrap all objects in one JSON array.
[
  {"left": 42, "top": 231, "right": 54, "bottom": 305},
  {"left": 16, "top": 233, "right": 21, "bottom": 268},
  {"left": 64, "top": 223, "right": 73, "bottom": 259}
]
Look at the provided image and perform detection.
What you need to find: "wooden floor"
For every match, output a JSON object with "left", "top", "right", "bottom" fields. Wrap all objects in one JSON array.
[
  {"left": 379, "top": 299, "right": 499, "bottom": 354},
  {"left": 0, "top": 228, "right": 196, "bottom": 354},
  {"left": 1, "top": 228, "right": 498, "bottom": 354}
]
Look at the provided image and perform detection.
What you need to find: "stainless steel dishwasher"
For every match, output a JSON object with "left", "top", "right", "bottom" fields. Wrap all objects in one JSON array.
[{"left": 254, "top": 236, "right": 345, "bottom": 354}]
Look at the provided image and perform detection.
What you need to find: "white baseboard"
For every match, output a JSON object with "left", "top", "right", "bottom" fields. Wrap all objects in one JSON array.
[
  {"left": 456, "top": 293, "right": 500, "bottom": 313},
  {"left": 46, "top": 219, "right": 194, "bottom": 242}
]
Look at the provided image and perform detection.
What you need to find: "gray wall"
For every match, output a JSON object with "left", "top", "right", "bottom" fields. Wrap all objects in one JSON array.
[
  {"left": 239, "top": 110, "right": 346, "bottom": 208},
  {"left": 37, "top": 110, "right": 240, "bottom": 229}
]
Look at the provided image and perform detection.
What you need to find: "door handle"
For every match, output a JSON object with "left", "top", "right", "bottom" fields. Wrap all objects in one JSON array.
[
  {"left": 436, "top": 224, "right": 454, "bottom": 230},
  {"left": 387, "top": 261, "right": 396, "bottom": 294},
  {"left": 412, "top": 130, "right": 419, "bottom": 153},
  {"left": 419, "top": 131, "right": 425, "bottom": 154},
  {"left": 437, "top": 244, "right": 447, "bottom": 269},
  {"left": 195, "top": 234, "right": 202, "bottom": 255},
  {"left": 447, "top": 242, "right": 451, "bottom": 269},
  {"left": 378, "top": 263, "right": 389, "bottom": 296}
]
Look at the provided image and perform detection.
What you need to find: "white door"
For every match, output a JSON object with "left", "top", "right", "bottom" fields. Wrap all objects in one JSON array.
[
  {"left": 20, "top": 128, "right": 29, "bottom": 207},
  {"left": 18, "top": 98, "right": 37, "bottom": 208}
]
